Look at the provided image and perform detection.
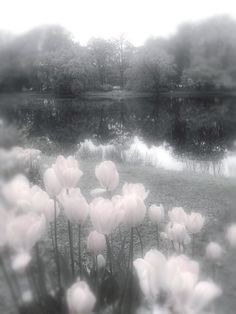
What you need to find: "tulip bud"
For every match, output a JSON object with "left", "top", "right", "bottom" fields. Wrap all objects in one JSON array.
[
  {"left": 148, "top": 204, "right": 165, "bottom": 224},
  {"left": 53, "top": 155, "right": 83, "bottom": 188},
  {"left": 67, "top": 280, "right": 96, "bottom": 314},
  {"left": 168, "top": 207, "right": 188, "bottom": 225},
  {"left": 95, "top": 160, "right": 119, "bottom": 191},
  {"left": 90, "top": 197, "right": 123, "bottom": 234},
  {"left": 205, "top": 242, "right": 222, "bottom": 261},
  {"left": 43, "top": 168, "right": 62, "bottom": 197},
  {"left": 60, "top": 188, "right": 89, "bottom": 224},
  {"left": 187, "top": 212, "right": 205, "bottom": 234},
  {"left": 122, "top": 183, "right": 149, "bottom": 200},
  {"left": 87, "top": 231, "right": 106, "bottom": 255},
  {"left": 226, "top": 224, "right": 236, "bottom": 248},
  {"left": 97, "top": 254, "right": 106, "bottom": 269}
]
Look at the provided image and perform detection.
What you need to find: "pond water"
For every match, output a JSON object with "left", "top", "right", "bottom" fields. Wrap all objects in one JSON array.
[{"left": 0, "top": 93, "right": 236, "bottom": 176}]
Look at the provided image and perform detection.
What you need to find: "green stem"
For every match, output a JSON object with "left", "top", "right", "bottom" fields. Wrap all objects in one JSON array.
[
  {"left": 68, "top": 220, "right": 75, "bottom": 278},
  {"left": 78, "top": 224, "right": 82, "bottom": 276},
  {"left": 105, "top": 235, "right": 113, "bottom": 275},
  {"left": 135, "top": 227, "right": 143, "bottom": 257},
  {"left": 54, "top": 198, "right": 61, "bottom": 290}
]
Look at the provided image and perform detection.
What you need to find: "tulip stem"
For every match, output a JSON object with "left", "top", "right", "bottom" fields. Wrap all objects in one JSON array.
[
  {"left": 53, "top": 198, "right": 61, "bottom": 291},
  {"left": 68, "top": 220, "right": 75, "bottom": 278},
  {"left": 78, "top": 224, "right": 82, "bottom": 276},
  {"left": 136, "top": 227, "right": 144, "bottom": 257},
  {"left": 156, "top": 224, "right": 160, "bottom": 248},
  {"left": 105, "top": 235, "right": 113, "bottom": 275}
]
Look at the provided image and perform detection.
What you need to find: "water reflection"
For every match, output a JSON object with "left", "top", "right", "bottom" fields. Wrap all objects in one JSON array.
[{"left": 0, "top": 93, "right": 235, "bottom": 168}]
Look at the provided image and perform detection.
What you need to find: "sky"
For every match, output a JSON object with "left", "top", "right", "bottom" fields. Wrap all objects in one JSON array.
[{"left": 0, "top": 0, "right": 236, "bottom": 46}]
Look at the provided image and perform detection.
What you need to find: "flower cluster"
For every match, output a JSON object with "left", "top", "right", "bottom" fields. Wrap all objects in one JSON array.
[{"left": 0, "top": 157, "right": 235, "bottom": 314}]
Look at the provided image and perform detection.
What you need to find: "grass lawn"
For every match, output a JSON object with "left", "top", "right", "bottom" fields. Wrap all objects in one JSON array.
[{"left": 1, "top": 158, "right": 236, "bottom": 313}]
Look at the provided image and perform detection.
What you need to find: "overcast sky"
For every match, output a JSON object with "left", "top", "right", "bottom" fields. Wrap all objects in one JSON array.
[{"left": 0, "top": 0, "right": 235, "bottom": 45}]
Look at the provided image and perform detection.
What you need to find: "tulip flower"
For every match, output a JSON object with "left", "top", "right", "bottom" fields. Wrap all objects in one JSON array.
[
  {"left": 187, "top": 212, "right": 205, "bottom": 234},
  {"left": 53, "top": 155, "right": 83, "bottom": 188},
  {"left": 122, "top": 183, "right": 149, "bottom": 200},
  {"left": 7, "top": 213, "right": 46, "bottom": 252},
  {"left": 120, "top": 194, "right": 146, "bottom": 228},
  {"left": 168, "top": 207, "right": 188, "bottom": 226},
  {"left": 226, "top": 224, "right": 236, "bottom": 248},
  {"left": 134, "top": 249, "right": 220, "bottom": 313},
  {"left": 90, "top": 197, "right": 123, "bottom": 234},
  {"left": 167, "top": 223, "right": 190, "bottom": 250},
  {"left": 2, "top": 175, "right": 31, "bottom": 208},
  {"left": 60, "top": 188, "right": 89, "bottom": 224},
  {"left": 44, "top": 168, "right": 62, "bottom": 197},
  {"left": 148, "top": 204, "right": 165, "bottom": 224},
  {"left": 87, "top": 231, "right": 106, "bottom": 255},
  {"left": 205, "top": 242, "right": 222, "bottom": 261},
  {"left": 95, "top": 160, "right": 119, "bottom": 191},
  {"left": 66, "top": 280, "right": 96, "bottom": 314}
]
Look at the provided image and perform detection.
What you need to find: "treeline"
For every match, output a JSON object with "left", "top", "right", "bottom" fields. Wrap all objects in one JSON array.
[{"left": 0, "top": 15, "right": 236, "bottom": 95}]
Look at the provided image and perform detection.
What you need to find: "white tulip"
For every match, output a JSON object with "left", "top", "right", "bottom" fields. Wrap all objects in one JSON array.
[
  {"left": 87, "top": 231, "right": 106, "bottom": 255},
  {"left": 205, "top": 242, "right": 222, "bottom": 261},
  {"left": 122, "top": 183, "right": 149, "bottom": 200},
  {"left": 60, "top": 188, "right": 89, "bottom": 224},
  {"left": 44, "top": 168, "right": 62, "bottom": 197},
  {"left": 187, "top": 212, "right": 205, "bottom": 234},
  {"left": 7, "top": 213, "right": 46, "bottom": 252},
  {"left": 2, "top": 175, "right": 31, "bottom": 208},
  {"left": 121, "top": 194, "right": 146, "bottom": 227},
  {"left": 53, "top": 155, "right": 83, "bottom": 188},
  {"left": 148, "top": 204, "right": 165, "bottom": 224},
  {"left": 188, "top": 281, "right": 221, "bottom": 313},
  {"left": 168, "top": 207, "right": 188, "bottom": 226},
  {"left": 67, "top": 280, "right": 96, "bottom": 314},
  {"left": 167, "top": 223, "right": 190, "bottom": 247},
  {"left": 90, "top": 197, "right": 123, "bottom": 234},
  {"left": 11, "top": 252, "right": 31, "bottom": 273},
  {"left": 95, "top": 160, "right": 119, "bottom": 191},
  {"left": 226, "top": 224, "right": 236, "bottom": 248},
  {"left": 97, "top": 254, "right": 106, "bottom": 269}
]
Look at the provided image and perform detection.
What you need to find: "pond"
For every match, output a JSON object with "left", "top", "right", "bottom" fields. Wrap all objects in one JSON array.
[{"left": 0, "top": 93, "right": 236, "bottom": 176}]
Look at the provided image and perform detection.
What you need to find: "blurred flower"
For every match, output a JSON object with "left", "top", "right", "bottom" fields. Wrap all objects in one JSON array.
[
  {"left": 226, "top": 224, "right": 236, "bottom": 248},
  {"left": 167, "top": 223, "right": 190, "bottom": 248},
  {"left": 87, "top": 230, "right": 106, "bottom": 255},
  {"left": 44, "top": 168, "right": 62, "bottom": 197},
  {"left": 134, "top": 249, "right": 221, "bottom": 313},
  {"left": 21, "top": 290, "right": 33, "bottom": 303},
  {"left": 90, "top": 197, "right": 123, "bottom": 234},
  {"left": 122, "top": 183, "right": 149, "bottom": 200},
  {"left": 97, "top": 254, "right": 106, "bottom": 269},
  {"left": 121, "top": 194, "right": 146, "bottom": 227},
  {"left": 95, "top": 160, "right": 119, "bottom": 191},
  {"left": 2, "top": 175, "right": 31, "bottom": 208},
  {"left": 53, "top": 155, "right": 83, "bottom": 188},
  {"left": 11, "top": 252, "right": 31, "bottom": 273},
  {"left": 205, "top": 242, "right": 222, "bottom": 261},
  {"left": 148, "top": 204, "right": 165, "bottom": 224},
  {"left": 7, "top": 213, "right": 46, "bottom": 252},
  {"left": 67, "top": 280, "right": 96, "bottom": 314},
  {"left": 168, "top": 207, "right": 188, "bottom": 226},
  {"left": 187, "top": 212, "right": 205, "bottom": 234},
  {"left": 59, "top": 188, "right": 89, "bottom": 224}
]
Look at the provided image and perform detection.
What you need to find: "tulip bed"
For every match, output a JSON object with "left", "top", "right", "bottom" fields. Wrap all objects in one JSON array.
[{"left": 0, "top": 156, "right": 236, "bottom": 314}]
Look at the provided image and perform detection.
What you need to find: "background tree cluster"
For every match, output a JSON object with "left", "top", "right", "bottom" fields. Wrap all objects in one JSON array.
[{"left": 0, "top": 15, "right": 236, "bottom": 95}]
